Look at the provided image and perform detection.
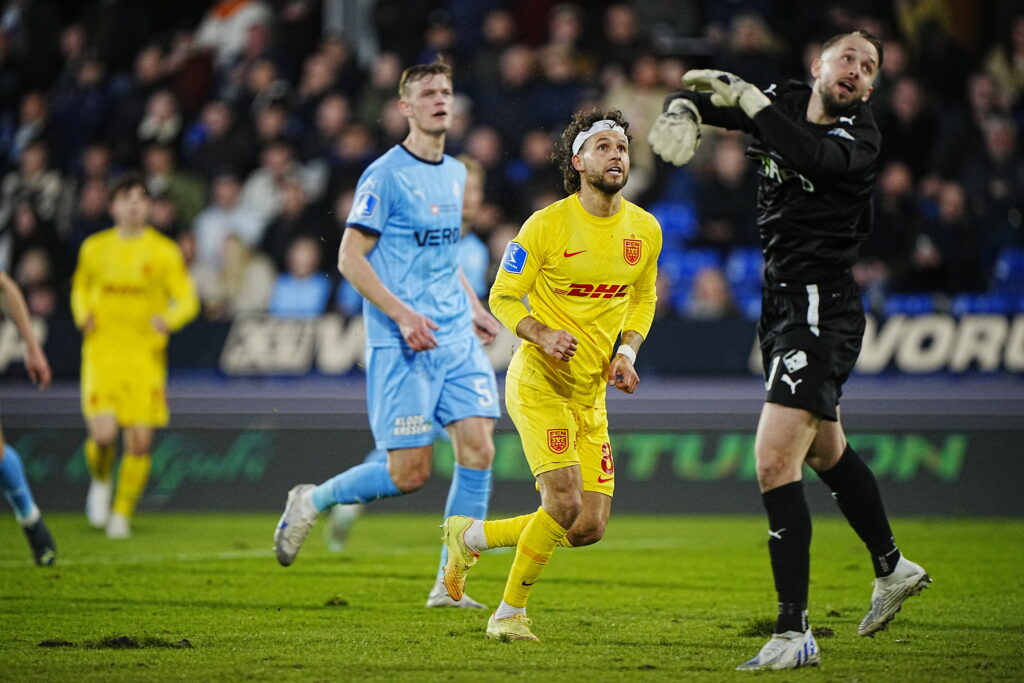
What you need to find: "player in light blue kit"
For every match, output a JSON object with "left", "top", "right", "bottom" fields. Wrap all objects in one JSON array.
[{"left": 274, "top": 60, "right": 501, "bottom": 609}]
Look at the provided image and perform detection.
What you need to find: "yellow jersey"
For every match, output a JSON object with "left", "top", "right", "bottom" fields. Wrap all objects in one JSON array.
[
  {"left": 490, "top": 194, "right": 661, "bottom": 406},
  {"left": 72, "top": 226, "right": 199, "bottom": 369}
]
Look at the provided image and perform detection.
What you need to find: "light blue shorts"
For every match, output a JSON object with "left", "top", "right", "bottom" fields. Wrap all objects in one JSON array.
[{"left": 366, "top": 336, "right": 500, "bottom": 450}]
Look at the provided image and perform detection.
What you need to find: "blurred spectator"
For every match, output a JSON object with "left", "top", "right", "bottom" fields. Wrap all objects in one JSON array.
[
  {"left": 684, "top": 266, "right": 738, "bottom": 320},
  {"left": 142, "top": 143, "right": 206, "bottom": 230},
  {"left": 876, "top": 77, "right": 938, "bottom": 180},
  {"left": 135, "top": 89, "right": 184, "bottom": 162},
  {"left": 600, "top": 4, "right": 647, "bottom": 72},
  {"left": 229, "top": 57, "right": 290, "bottom": 119},
  {"left": 695, "top": 134, "right": 760, "bottom": 250},
  {"left": 0, "top": 140, "right": 63, "bottom": 230},
  {"left": 475, "top": 44, "right": 539, "bottom": 149},
  {"left": 533, "top": 45, "right": 588, "bottom": 130},
  {"left": 317, "top": 34, "right": 363, "bottom": 99},
  {"left": 48, "top": 57, "right": 108, "bottom": 173},
  {"left": 504, "top": 128, "right": 560, "bottom": 212},
  {"left": 240, "top": 139, "right": 325, "bottom": 227},
  {"left": 3, "top": 200, "right": 62, "bottom": 282},
  {"left": 456, "top": 155, "right": 491, "bottom": 298},
  {"left": 471, "top": 8, "right": 517, "bottom": 96},
  {"left": 355, "top": 52, "right": 402, "bottom": 131},
  {"left": 107, "top": 44, "right": 168, "bottom": 159},
  {"left": 860, "top": 161, "right": 918, "bottom": 292},
  {"left": 192, "top": 172, "right": 264, "bottom": 268},
  {"left": 68, "top": 178, "right": 112, "bottom": 252},
  {"left": 984, "top": 13, "right": 1024, "bottom": 107},
  {"left": 717, "top": 13, "right": 787, "bottom": 90},
  {"left": 185, "top": 100, "right": 258, "bottom": 180},
  {"left": 464, "top": 125, "right": 514, "bottom": 212},
  {"left": 418, "top": 10, "right": 459, "bottom": 65},
  {"left": 13, "top": 247, "right": 58, "bottom": 317},
  {"left": 252, "top": 101, "right": 296, "bottom": 148},
  {"left": 260, "top": 175, "right": 336, "bottom": 271},
  {"left": 294, "top": 54, "right": 341, "bottom": 136},
  {"left": 602, "top": 54, "right": 668, "bottom": 199},
  {"left": 1, "top": 91, "right": 54, "bottom": 169},
  {"left": 300, "top": 94, "right": 351, "bottom": 163},
  {"left": 962, "top": 117, "right": 1024, "bottom": 265},
  {"left": 0, "top": 31, "right": 21, "bottom": 123},
  {"left": 189, "top": 233, "right": 275, "bottom": 320},
  {"left": 150, "top": 193, "right": 184, "bottom": 241},
  {"left": 933, "top": 73, "right": 1012, "bottom": 181},
  {"left": 325, "top": 122, "right": 377, "bottom": 200},
  {"left": 193, "top": 0, "right": 273, "bottom": 70},
  {"left": 268, "top": 235, "right": 331, "bottom": 318}
]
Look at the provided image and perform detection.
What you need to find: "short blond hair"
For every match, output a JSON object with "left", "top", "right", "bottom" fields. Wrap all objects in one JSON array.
[{"left": 398, "top": 60, "right": 453, "bottom": 100}]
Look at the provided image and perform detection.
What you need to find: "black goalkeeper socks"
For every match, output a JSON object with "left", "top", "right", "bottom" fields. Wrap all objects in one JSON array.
[
  {"left": 816, "top": 445, "right": 901, "bottom": 577},
  {"left": 762, "top": 480, "right": 812, "bottom": 633}
]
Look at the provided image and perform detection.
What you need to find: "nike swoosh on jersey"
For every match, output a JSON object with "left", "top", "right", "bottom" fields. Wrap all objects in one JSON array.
[
  {"left": 597, "top": 475, "right": 614, "bottom": 483},
  {"left": 563, "top": 249, "right": 587, "bottom": 257}
]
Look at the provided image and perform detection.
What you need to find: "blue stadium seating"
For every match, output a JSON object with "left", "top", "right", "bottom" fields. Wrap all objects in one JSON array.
[
  {"left": 994, "top": 247, "right": 1024, "bottom": 294},
  {"left": 882, "top": 293, "right": 938, "bottom": 316},
  {"left": 734, "top": 291, "right": 762, "bottom": 321},
  {"left": 724, "top": 247, "right": 763, "bottom": 295},
  {"left": 951, "top": 293, "right": 1015, "bottom": 315},
  {"left": 648, "top": 201, "right": 698, "bottom": 247},
  {"left": 659, "top": 248, "right": 723, "bottom": 312}
]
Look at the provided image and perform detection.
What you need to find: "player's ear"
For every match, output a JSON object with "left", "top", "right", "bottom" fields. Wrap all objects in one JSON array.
[
  {"left": 571, "top": 153, "right": 584, "bottom": 172},
  {"left": 862, "top": 84, "right": 874, "bottom": 102},
  {"left": 810, "top": 57, "right": 822, "bottom": 80},
  {"left": 396, "top": 98, "right": 412, "bottom": 119}
]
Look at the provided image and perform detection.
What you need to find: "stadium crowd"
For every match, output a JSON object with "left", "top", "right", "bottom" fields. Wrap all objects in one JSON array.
[{"left": 1, "top": 0, "right": 1022, "bottom": 325}]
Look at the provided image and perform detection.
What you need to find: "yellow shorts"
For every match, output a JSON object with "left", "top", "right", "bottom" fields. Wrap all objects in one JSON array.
[
  {"left": 81, "top": 359, "right": 168, "bottom": 427},
  {"left": 504, "top": 377, "right": 616, "bottom": 496}
]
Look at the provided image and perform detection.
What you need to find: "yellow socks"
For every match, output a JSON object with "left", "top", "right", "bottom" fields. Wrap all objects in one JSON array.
[
  {"left": 501, "top": 506, "right": 569, "bottom": 608},
  {"left": 112, "top": 453, "right": 151, "bottom": 518},
  {"left": 484, "top": 512, "right": 575, "bottom": 549},
  {"left": 84, "top": 439, "right": 116, "bottom": 481}
]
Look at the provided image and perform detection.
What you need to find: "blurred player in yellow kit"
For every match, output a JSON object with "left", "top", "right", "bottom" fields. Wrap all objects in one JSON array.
[
  {"left": 442, "top": 110, "right": 661, "bottom": 640},
  {"left": 71, "top": 174, "right": 199, "bottom": 538}
]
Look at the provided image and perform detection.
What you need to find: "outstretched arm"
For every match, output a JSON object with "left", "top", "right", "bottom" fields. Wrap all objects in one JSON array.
[{"left": 0, "top": 271, "right": 51, "bottom": 389}]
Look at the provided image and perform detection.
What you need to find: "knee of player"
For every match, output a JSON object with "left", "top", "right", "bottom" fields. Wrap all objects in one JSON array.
[
  {"left": 456, "top": 440, "right": 495, "bottom": 469},
  {"left": 92, "top": 431, "right": 118, "bottom": 449},
  {"left": 567, "top": 523, "right": 606, "bottom": 547},
  {"left": 391, "top": 467, "right": 430, "bottom": 493}
]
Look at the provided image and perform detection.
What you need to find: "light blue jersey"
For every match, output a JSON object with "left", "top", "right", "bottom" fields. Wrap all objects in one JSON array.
[{"left": 346, "top": 145, "right": 472, "bottom": 348}]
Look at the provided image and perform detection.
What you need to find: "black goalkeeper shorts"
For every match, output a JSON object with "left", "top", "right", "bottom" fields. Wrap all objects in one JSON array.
[{"left": 758, "top": 278, "right": 865, "bottom": 421}]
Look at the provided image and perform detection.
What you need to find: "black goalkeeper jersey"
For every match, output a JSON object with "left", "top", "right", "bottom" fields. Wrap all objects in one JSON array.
[{"left": 678, "top": 81, "right": 881, "bottom": 285}]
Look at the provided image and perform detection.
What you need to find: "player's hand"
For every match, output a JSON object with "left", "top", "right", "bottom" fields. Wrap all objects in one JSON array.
[
  {"left": 537, "top": 328, "right": 577, "bottom": 362},
  {"left": 24, "top": 344, "right": 51, "bottom": 390},
  {"left": 682, "top": 69, "right": 770, "bottom": 118},
  {"left": 152, "top": 315, "right": 169, "bottom": 334},
  {"left": 81, "top": 314, "right": 95, "bottom": 334},
  {"left": 649, "top": 97, "right": 702, "bottom": 166},
  {"left": 608, "top": 353, "right": 639, "bottom": 394},
  {"left": 471, "top": 307, "right": 500, "bottom": 345},
  {"left": 398, "top": 311, "right": 440, "bottom": 351}
]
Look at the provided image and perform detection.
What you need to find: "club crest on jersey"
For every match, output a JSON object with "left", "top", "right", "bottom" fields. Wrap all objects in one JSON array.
[
  {"left": 547, "top": 429, "right": 569, "bottom": 454},
  {"left": 623, "top": 238, "right": 642, "bottom": 265},
  {"left": 354, "top": 190, "right": 379, "bottom": 219},
  {"left": 501, "top": 241, "right": 528, "bottom": 274}
]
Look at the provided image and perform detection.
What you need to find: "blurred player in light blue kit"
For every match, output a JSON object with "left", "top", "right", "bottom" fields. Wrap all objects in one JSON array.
[
  {"left": 0, "top": 270, "right": 56, "bottom": 565},
  {"left": 274, "top": 60, "right": 500, "bottom": 608}
]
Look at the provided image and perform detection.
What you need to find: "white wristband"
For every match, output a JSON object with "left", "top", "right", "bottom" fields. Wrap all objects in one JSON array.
[{"left": 616, "top": 345, "right": 636, "bottom": 364}]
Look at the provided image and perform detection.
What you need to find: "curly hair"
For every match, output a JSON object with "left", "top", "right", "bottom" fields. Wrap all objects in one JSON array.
[{"left": 552, "top": 110, "right": 632, "bottom": 195}]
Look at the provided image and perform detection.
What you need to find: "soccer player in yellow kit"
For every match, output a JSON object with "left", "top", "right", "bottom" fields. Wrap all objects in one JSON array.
[
  {"left": 442, "top": 110, "right": 661, "bottom": 641},
  {"left": 71, "top": 174, "right": 199, "bottom": 539}
]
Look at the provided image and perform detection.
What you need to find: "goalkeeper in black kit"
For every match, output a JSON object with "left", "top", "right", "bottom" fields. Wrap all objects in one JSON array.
[{"left": 649, "top": 30, "right": 930, "bottom": 671}]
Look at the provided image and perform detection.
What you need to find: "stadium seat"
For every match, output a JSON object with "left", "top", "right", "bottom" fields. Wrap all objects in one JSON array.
[
  {"left": 659, "top": 249, "right": 724, "bottom": 311},
  {"left": 994, "top": 247, "right": 1024, "bottom": 294},
  {"left": 648, "top": 200, "right": 698, "bottom": 247},
  {"left": 951, "top": 293, "right": 1014, "bottom": 316},
  {"left": 724, "top": 247, "right": 764, "bottom": 295},
  {"left": 882, "top": 293, "right": 938, "bottom": 316},
  {"left": 734, "top": 290, "right": 762, "bottom": 321}
]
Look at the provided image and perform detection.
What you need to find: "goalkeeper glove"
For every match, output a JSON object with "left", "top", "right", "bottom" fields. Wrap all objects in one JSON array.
[
  {"left": 648, "top": 97, "right": 702, "bottom": 166},
  {"left": 682, "top": 69, "right": 770, "bottom": 119}
]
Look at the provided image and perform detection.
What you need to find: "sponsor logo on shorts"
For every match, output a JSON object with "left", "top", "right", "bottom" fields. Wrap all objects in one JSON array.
[
  {"left": 623, "top": 238, "right": 642, "bottom": 265},
  {"left": 392, "top": 414, "right": 433, "bottom": 436},
  {"left": 552, "top": 283, "right": 629, "bottom": 298},
  {"left": 783, "top": 349, "right": 808, "bottom": 373},
  {"left": 781, "top": 375, "right": 803, "bottom": 394},
  {"left": 547, "top": 428, "right": 569, "bottom": 454},
  {"left": 597, "top": 442, "right": 615, "bottom": 483}
]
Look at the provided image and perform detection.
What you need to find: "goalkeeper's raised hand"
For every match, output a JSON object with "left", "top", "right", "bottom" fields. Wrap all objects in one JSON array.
[
  {"left": 682, "top": 69, "right": 770, "bottom": 119},
  {"left": 648, "top": 97, "right": 702, "bottom": 167}
]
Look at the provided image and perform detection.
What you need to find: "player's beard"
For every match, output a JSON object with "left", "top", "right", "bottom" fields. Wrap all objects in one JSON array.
[
  {"left": 819, "top": 83, "right": 858, "bottom": 119},
  {"left": 585, "top": 167, "right": 628, "bottom": 195}
]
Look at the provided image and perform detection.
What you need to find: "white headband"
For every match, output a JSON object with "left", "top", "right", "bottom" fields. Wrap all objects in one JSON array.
[{"left": 572, "top": 119, "right": 626, "bottom": 155}]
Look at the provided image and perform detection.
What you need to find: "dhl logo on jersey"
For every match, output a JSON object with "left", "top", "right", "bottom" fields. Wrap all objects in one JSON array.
[
  {"left": 102, "top": 284, "right": 147, "bottom": 296},
  {"left": 552, "top": 284, "right": 629, "bottom": 298}
]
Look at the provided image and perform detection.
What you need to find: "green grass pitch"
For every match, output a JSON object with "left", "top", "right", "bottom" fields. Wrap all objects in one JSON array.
[{"left": 2, "top": 513, "right": 1022, "bottom": 681}]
